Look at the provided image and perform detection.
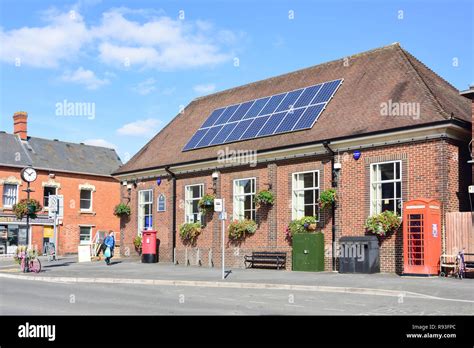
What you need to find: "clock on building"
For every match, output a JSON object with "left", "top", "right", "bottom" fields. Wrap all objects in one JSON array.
[{"left": 21, "top": 166, "right": 37, "bottom": 183}]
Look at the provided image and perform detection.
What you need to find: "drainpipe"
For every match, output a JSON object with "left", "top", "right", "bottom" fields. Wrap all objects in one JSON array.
[
  {"left": 165, "top": 167, "right": 177, "bottom": 264},
  {"left": 323, "top": 141, "right": 337, "bottom": 272}
]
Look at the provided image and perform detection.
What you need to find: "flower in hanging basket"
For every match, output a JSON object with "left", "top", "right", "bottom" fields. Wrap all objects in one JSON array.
[
  {"left": 13, "top": 199, "right": 42, "bottom": 220},
  {"left": 365, "top": 210, "right": 401, "bottom": 237},
  {"left": 318, "top": 188, "right": 337, "bottom": 209},
  {"left": 228, "top": 219, "right": 257, "bottom": 241},
  {"left": 255, "top": 190, "right": 275, "bottom": 207},
  {"left": 114, "top": 202, "right": 131, "bottom": 217},
  {"left": 198, "top": 194, "right": 215, "bottom": 214},
  {"left": 179, "top": 222, "right": 202, "bottom": 245}
]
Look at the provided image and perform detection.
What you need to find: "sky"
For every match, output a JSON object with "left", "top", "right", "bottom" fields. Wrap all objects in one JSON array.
[{"left": 0, "top": 0, "right": 472, "bottom": 163}]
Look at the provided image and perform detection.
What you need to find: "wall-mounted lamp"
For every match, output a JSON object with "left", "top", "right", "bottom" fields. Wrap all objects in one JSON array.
[
  {"left": 49, "top": 173, "right": 55, "bottom": 178},
  {"left": 353, "top": 151, "right": 361, "bottom": 161},
  {"left": 127, "top": 184, "right": 132, "bottom": 190},
  {"left": 156, "top": 177, "right": 162, "bottom": 186},
  {"left": 212, "top": 171, "right": 219, "bottom": 180},
  {"left": 122, "top": 180, "right": 128, "bottom": 186}
]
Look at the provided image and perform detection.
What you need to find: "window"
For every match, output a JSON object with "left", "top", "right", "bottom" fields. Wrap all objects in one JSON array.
[
  {"left": 79, "top": 226, "right": 92, "bottom": 245},
  {"left": 370, "top": 161, "right": 402, "bottom": 215},
  {"left": 2, "top": 184, "right": 18, "bottom": 208},
  {"left": 80, "top": 189, "right": 92, "bottom": 211},
  {"left": 233, "top": 178, "right": 256, "bottom": 221},
  {"left": 185, "top": 184, "right": 203, "bottom": 223},
  {"left": 292, "top": 171, "right": 320, "bottom": 220},
  {"left": 43, "top": 187, "right": 57, "bottom": 208},
  {"left": 138, "top": 190, "right": 153, "bottom": 232},
  {"left": 157, "top": 194, "right": 166, "bottom": 212}
]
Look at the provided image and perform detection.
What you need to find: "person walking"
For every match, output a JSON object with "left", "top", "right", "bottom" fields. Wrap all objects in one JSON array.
[{"left": 103, "top": 231, "right": 115, "bottom": 266}]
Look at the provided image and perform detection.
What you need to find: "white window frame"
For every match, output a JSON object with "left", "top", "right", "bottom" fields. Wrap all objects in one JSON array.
[
  {"left": 79, "top": 189, "right": 93, "bottom": 212},
  {"left": 370, "top": 160, "right": 402, "bottom": 216},
  {"left": 292, "top": 170, "right": 320, "bottom": 220},
  {"left": 184, "top": 184, "right": 204, "bottom": 223},
  {"left": 233, "top": 177, "right": 256, "bottom": 221},
  {"left": 79, "top": 226, "right": 92, "bottom": 245},
  {"left": 43, "top": 186, "right": 57, "bottom": 210},
  {"left": 2, "top": 184, "right": 18, "bottom": 208},
  {"left": 138, "top": 189, "right": 153, "bottom": 234}
]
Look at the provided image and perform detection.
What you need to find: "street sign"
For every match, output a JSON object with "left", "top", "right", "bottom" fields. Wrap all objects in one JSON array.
[
  {"left": 219, "top": 212, "right": 227, "bottom": 220},
  {"left": 48, "top": 195, "right": 64, "bottom": 218}
]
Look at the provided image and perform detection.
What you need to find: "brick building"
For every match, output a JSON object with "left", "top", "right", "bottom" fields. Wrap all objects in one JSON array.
[
  {"left": 113, "top": 43, "right": 472, "bottom": 273},
  {"left": 0, "top": 112, "right": 122, "bottom": 255}
]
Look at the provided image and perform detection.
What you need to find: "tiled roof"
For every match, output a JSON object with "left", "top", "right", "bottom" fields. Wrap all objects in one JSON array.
[
  {"left": 0, "top": 133, "right": 122, "bottom": 176},
  {"left": 114, "top": 43, "right": 471, "bottom": 175}
]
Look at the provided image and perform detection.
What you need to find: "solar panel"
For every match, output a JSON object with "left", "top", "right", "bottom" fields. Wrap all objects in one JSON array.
[{"left": 183, "top": 78, "right": 343, "bottom": 151}]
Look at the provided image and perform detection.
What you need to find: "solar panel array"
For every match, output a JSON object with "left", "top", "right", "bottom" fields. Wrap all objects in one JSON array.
[{"left": 183, "top": 78, "right": 343, "bottom": 151}]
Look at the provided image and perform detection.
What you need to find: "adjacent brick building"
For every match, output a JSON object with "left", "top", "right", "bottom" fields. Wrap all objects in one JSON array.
[
  {"left": 113, "top": 43, "right": 472, "bottom": 273},
  {"left": 0, "top": 112, "right": 122, "bottom": 255}
]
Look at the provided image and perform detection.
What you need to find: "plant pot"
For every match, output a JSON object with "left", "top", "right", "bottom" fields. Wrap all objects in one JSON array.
[{"left": 307, "top": 223, "right": 317, "bottom": 231}]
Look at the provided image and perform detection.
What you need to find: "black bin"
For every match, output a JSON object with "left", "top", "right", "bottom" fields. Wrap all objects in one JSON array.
[{"left": 339, "top": 236, "right": 380, "bottom": 273}]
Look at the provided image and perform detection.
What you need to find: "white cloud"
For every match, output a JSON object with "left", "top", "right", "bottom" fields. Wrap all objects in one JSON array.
[
  {"left": 117, "top": 118, "right": 162, "bottom": 136},
  {"left": 193, "top": 83, "right": 216, "bottom": 94},
  {"left": 83, "top": 138, "right": 117, "bottom": 149},
  {"left": 132, "top": 78, "right": 157, "bottom": 95},
  {"left": 61, "top": 67, "right": 109, "bottom": 89},
  {"left": 0, "top": 6, "right": 237, "bottom": 71}
]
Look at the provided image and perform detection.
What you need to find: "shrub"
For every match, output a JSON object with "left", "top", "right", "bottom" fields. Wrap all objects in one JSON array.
[
  {"left": 365, "top": 210, "right": 401, "bottom": 237},
  {"left": 179, "top": 222, "right": 202, "bottom": 245},
  {"left": 228, "top": 219, "right": 257, "bottom": 241},
  {"left": 286, "top": 216, "right": 319, "bottom": 243},
  {"left": 133, "top": 235, "right": 142, "bottom": 251},
  {"left": 319, "top": 188, "right": 337, "bottom": 209},
  {"left": 198, "top": 194, "right": 215, "bottom": 214},
  {"left": 114, "top": 203, "right": 131, "bottom": 217},
  {"left": 255, "top": 190, "right": 275, "bottom": 206},
  {"left": 13, "top": 199, "right": 42, "bottom": 220}
]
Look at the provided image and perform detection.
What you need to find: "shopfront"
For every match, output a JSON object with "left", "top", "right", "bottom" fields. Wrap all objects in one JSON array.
[{"left": 0, "top": 214, "right": 54, "bottom": 255}]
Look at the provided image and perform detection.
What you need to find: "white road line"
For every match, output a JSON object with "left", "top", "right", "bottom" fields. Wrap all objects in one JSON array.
[{"left": 248, "top": 301, "right": 266, "bottom": 304}]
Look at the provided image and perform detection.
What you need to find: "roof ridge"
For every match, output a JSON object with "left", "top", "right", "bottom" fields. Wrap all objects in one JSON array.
[
  {"left": 27, "top": 135, "right": 118, "bottom": 152},
  {"left": 192, "top": 43, "right": 402, "bottom": 103},
  {"left": 396, "top": 46, "right": 451, "bottom": 120}
]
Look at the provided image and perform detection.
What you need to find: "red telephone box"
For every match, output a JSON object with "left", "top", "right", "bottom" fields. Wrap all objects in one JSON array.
[{"left": 403, "top": 199, "right": 441, "bottom": 275}]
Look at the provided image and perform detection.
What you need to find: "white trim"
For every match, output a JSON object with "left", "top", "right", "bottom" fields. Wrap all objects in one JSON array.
[
  {"left": 369, "top": 160, "right": 402, "bottom": 216},
  {"left": 291, "top": 170, "right": 320, "bottom": 220},
  {"left": 113, "top": 123, "right": 469, "bottom": 181},
  {"left": 137, "top": 189, "right": 153, "bottom": 234},
  {"left": 184, "top": 184, "right": 204, "bottom": 223},
  {"left": 232, "top": 177, "right": 256, "bottom": 221},
  {"left": 79, "top": 226, "right": 93, "bottom": 245},
  {"left": 79, "top": 188, "right": 93, "bottom": 212}
]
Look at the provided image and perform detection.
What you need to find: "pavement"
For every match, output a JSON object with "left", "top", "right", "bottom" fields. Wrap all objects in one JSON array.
[{"left": 1, "top": 256, "right": 473, "bottom": 315}]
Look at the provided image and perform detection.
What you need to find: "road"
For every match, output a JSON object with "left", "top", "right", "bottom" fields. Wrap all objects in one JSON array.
[{"left": 1, "top": 276, "right": 473, "bottom": 315}]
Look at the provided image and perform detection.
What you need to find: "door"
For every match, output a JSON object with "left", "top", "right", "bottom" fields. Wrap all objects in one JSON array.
[{"left": 405, "top": 212, "right": 425, "bottom": 273}]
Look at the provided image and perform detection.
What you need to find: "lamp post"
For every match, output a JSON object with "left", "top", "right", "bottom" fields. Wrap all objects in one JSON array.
[{"left": 20, "top": 166, "right": 37, "bottom": 271}]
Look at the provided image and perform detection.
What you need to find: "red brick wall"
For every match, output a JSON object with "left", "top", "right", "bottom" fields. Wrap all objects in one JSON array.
[
  {"left": 120, "top": 138, "right": 468, "bottom": 273},
  {"left": 0, "top": 166, "right": 120, "bottom": 254}
]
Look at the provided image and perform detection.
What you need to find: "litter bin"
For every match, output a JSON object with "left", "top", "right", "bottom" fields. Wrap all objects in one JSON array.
[
  {"left": 141, "top": 230, "right": 157, "bottom": 263},
  {"left": 339, "top": 236, "right": 379, "bottom": 273}
]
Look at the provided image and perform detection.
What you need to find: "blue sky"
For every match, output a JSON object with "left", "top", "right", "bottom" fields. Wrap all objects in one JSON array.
[{"left": 0, "top": 0, "right": 472, "bottom": 163}]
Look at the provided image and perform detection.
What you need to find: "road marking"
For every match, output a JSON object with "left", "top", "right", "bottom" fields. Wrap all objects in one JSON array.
[
  {"left": 285, "top": 304, "right": 305, "bottom": 308},
  {"left": 1, "top": 273, "right": 473, "bottom": 304},
  {"left": 323, "top": 308, "right": 345, "bottom": 312},
  {"left": 218, "top": 297, "right": 237, "bottom": 301},
  {"left": 248, "top": 301, "right": 266, "bottom": 304}
]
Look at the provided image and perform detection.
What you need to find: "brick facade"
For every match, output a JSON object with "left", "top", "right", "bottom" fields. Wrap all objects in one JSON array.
[
  {"left": 0, "top": 166, "right": 120, "bottom": 254},
  {"left": 120, "top": 138, "right": 470, "bottom": 273}
]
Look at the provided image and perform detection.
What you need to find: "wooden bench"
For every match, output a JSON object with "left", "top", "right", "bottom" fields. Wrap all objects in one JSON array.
[{"left": 244, "top": 252, "right": 286, "bottom": 270}]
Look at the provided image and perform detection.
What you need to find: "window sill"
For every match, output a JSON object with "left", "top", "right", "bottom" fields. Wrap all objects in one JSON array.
[{"left": 79, "top": 210, "right": 96, "bottom": 216}]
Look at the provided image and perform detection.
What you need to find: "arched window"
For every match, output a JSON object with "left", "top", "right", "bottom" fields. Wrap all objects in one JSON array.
[{"left": 157, "top": 194, "right": 166, "bottom": 212}]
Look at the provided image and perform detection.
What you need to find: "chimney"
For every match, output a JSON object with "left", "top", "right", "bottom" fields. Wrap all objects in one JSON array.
[{"left": 13, "top": 111, "right": 28, "bottom": 140}]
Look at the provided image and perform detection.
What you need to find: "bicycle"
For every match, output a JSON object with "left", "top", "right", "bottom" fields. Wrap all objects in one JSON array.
[
  {"left": 455, "top": 250, "right": 466, "bottom": 280},
  {"left": 18, "top": 250, "right": 42, "bottom": 273}
]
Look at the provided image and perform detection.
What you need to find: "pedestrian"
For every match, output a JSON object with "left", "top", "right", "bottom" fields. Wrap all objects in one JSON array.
[{"left": 103, "top": 231, "right": 115, "bottom": 266}]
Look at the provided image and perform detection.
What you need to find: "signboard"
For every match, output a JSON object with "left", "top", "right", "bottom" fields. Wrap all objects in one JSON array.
[
  {"left": 214, "top": 199, "right": 223, "bottom": 212},
  {"left": 78, "top": 245, "right": 91, "bottom": 262},
  {"left": 43, "top": 226, "right": 54, "bottom": 238},
  {"left": 48, "top": 195, "right": 64, "bottom": 218},
  {"left": 432, "top": 224, "right": 438, "bottom": 238},
  {"left": 469, "top": 185, "right": 474, "bottom": 194}
]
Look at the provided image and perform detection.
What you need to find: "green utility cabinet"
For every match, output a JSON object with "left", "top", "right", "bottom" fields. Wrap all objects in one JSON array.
[{"left": 292, "top": 232, "right": 325, "bottom": 272}]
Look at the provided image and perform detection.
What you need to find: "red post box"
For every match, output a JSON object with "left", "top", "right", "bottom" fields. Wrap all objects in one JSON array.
[{"left": 141, "top": 230, "right": 157, "bottom": 263}]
